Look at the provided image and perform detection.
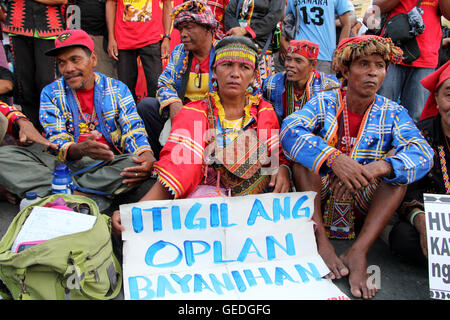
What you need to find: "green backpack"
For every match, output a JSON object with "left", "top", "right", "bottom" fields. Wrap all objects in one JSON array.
[{"left": 0, "top": 194, "right": 122, "bottom": 300}]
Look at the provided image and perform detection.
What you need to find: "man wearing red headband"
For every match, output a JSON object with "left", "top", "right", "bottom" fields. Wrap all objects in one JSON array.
[
  {"left": 281, "top": 35, "right": 433, "bottom": 299},
  {"left": 263, "top": 40, "right": 340, "bottom": 119},
  {"left": 391, "top": 61, "right": 450, "bottom": 266}
]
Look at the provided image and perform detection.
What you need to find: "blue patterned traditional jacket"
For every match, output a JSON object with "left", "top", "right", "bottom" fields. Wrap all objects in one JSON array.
[
  {"left": 262, "top": 70, "right": 340, "bottom": 118},
  {"left": 40, "top": 72, "right": 151, "bottom": 161},
  {"left": 157, "top": 43, "right": 216, "bottom": 111},
  {"left": 280, "top": 89, "right": 434, "bottom": 185}
]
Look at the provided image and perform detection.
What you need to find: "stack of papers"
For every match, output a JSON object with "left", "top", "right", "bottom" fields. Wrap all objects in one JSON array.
[{"left": 11, "top": 206, "right": 97, "bottom": 253}]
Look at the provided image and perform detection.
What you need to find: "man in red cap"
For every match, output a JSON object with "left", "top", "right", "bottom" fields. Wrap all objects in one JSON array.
[
  {"left": 0, "top": 29, "right": 155, "bottom": 210},
  {"left": 262, "top": 40, "right": 340, "bottom": 120},
  {"left": 281, "top": 35, "right": 434, "bottom": 299},
  {"left": 390, "top": 60, "right": 450, "bottom": 266}
]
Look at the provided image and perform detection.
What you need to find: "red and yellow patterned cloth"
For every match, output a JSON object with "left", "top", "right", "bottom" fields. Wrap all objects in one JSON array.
[
  {"left": 287, "top": 40, "right": 319, "bottom": 60},
  {"left": 153, "top": 92, "right": 289, "bottom": 198},
  {"left": 0, "top": 102, "right": 27, "bottom": 136}
]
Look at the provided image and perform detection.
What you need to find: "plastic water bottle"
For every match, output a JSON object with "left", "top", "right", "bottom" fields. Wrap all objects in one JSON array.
[
  {"left": 51, "top": 164, "right": 73, "bottom": 195},
  {"left": 19, "top": 192, "right": 42, "bottom": 211}
]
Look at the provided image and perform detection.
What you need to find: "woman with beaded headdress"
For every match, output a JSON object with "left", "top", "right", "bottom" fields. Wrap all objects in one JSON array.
[
  {"left": 224, "top": 0, "right": 284, "bottom": 86},
  {"left": 113, "top": 36, "right": 290, "bottom": 229},
  {"left": 280, "top": 35, "right": 434, "bottom": 299}
]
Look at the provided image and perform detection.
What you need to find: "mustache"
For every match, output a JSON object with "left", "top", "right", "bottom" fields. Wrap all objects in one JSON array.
[{"left": 63, "top": 72, "right": 83, "bottom": 80}]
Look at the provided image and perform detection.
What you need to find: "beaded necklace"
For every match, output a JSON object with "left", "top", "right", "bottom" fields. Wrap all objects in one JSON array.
[
  {"left": 286, "top": 75, "right": 311, "bottom": 116},
  {"left": 72, "top": 88, "right": 97, "bottom": 133},
  {"left": 342, "top": 97, "right": 351, "bottom": 156},
  {"left": 438, "top": 135, "right": 450, "bottom": 193}
]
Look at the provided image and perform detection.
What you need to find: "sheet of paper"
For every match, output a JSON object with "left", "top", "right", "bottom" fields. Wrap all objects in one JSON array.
[{"left": 11, "top": 206, "right": 97, "bottom": 253}]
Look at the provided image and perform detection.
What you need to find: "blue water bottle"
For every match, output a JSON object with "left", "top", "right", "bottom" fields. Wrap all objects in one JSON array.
[{"left": 51, "top": 164, "right": 73, "bottom": 194}]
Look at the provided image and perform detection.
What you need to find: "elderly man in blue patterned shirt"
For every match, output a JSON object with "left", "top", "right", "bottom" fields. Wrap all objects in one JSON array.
[
  {"left": 280, "top": 35, "right": 434, "bottom": 299},
  {"left": 0, "top": 29, "right": 155, "bottom": 203}
]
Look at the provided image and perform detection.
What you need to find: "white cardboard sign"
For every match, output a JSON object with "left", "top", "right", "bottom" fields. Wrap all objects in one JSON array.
[
  {"left": 424, "top": 193, "right": 450, "bottom": 300},
  {"left": 119, "top": 192, "right": 348, "bottom": 300}
]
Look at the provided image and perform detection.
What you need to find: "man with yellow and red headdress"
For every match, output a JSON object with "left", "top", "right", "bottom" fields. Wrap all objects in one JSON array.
[
  {"left": 281, "top": 35, "right": 434, "bottom": 299},
  {"left": 262, "top": 40, "right": 340, "bottom": 119}
]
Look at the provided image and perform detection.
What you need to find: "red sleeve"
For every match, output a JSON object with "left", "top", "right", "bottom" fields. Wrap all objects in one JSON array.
[
  {"left": 152, "top": 100, "right": 209, "bottom": 198},
  {"left": 0, "top": 102, "right": 27, "bottom": 135}
]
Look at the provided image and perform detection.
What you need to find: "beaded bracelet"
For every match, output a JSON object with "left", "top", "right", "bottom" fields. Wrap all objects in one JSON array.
[{"left": 326, "top": 149, "right": 342, "bottom": 168}]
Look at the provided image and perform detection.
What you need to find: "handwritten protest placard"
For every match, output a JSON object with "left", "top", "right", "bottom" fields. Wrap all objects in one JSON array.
[
  {"left": 424, "top": 193, "right": 450, "bottom": 300},
  {"left": 119, "top": 192, "right": 348, "bottom": 300}
]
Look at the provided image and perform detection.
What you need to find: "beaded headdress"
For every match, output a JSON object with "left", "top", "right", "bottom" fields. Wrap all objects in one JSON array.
[
  {"left": 213, "top": 42, "right": 257, "bottom": 69},
  {"left": 334, "top": 35, "right": 404, "bottom": 71},
  {"left": 287, "top": 40, "right": 319, "bottom": 60}
]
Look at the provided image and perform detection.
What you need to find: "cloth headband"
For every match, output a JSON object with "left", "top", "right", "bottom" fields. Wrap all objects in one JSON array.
[{"left": 420, "top": 60, "right": 450, "bottom": 121}]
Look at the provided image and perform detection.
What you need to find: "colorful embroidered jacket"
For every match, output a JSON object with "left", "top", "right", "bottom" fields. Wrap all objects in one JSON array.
[
  {"left": 157, "top": 43, "right": 216, "bottom": 111},
  {"left": 4, "top": 0, "right": 66, "bottom": 37},
  {"left": 280, "top": 89, "right": 434, "bottom": 185},
  {"left": 262, "top": 70, "right": 340, "bottom": 118},
  {"left": 40, "top": 72, "right": 152, "bottom": 161},
  {"left": 153, "top": 93, "right": 289, "bottom": 198},
  {"left": 0, "top": 102, "right": 27, "bottom": 136}
]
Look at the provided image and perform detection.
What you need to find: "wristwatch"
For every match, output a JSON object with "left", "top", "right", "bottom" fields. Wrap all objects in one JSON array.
[{"left": 163, "top": 34, "right": 171, "bottom": 40}]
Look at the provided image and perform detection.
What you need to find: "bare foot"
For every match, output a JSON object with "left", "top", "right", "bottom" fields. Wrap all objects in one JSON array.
[
  {"left": 317, "top": 235, "right": 349, "bottom": 280},
  {"left": 0, "top": 185, "right": 18, "bottom": 205},
  {"left": 340, "top": 248, "right": 378, "bottom": 299}
]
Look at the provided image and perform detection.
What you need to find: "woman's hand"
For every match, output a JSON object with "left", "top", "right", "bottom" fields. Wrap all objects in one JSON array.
[
  {"left": 111, "top": 210, "right": 125, "bottom": 235},
  {"left": 226, "top": 27, "right": 248, "bottom": 37},
  {"left": 413, "top": 211, "right": 428, "bottom": 258},
  {"left": 268, "top": 166, "right": 291, "bottom": 193}
]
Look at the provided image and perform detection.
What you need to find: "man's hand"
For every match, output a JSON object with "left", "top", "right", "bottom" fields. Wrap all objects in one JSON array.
[
  {"left": 121, "top": 150, "right": 156, "bottom": 187},
  {"left": 68, "top": 133, "right": 115, "bottom": 161},
  {"left": 443, "top": 38, "right": 450, "bottom": 47},
  {"left": 161, "top": 37, "right": 170, "bottom": 60},
  {"left": 279, "top": 35, "right": 289, "bottom": 61},
  {"left": 226, "top": 27, "right": 248, "bottom": 37},
  {"left": 363, "top": 159, "right": 393, "bottom": 180},
  {"left": 107, "top": 37, "right": 119, "bottom": 61},
  {"left": 332, "top": 56, "right": 338, "bottom": 73},
  {"left": 169, "top": 101, "right": 183, "bottom": 120},
  {"left": 331, "top": 153, "right": 375, "bottom": 196},
  {"left": 17, "top": 119, "right": 58, "bottom": 149}
]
